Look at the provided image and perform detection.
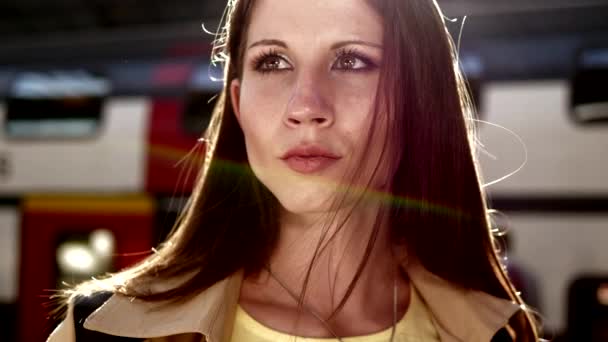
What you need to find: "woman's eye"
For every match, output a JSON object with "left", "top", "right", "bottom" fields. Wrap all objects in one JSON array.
[
  {"left": 256, "top": 55, "right": 291, "bottom": 72},
  {"left": 252, "top": 50, "right": 376, "bottom": 73},
  {"left": 333, "top": 53, "right": 373, "bottom": 71}
]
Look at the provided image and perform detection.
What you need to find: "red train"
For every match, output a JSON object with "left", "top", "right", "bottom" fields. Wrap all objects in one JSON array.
[{"left": 0, "top": 50, "right": 221, "bottom": 341}]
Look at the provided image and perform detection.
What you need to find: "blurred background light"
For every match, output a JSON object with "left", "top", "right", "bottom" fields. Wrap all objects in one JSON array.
[
  {"left": 90, "top": 229, "right": 115, "bottom": 257},
  {"left": 57, "top": 242, "right": 97, "bottom": 274}
]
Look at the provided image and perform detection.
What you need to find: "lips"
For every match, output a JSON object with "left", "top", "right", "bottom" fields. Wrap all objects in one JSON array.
[{"left": 281, "top": 145, "right": 341, "bottom": 174}]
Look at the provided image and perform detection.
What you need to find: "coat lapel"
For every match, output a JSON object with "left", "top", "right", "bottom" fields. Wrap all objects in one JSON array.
[
  {"left": 406, "top": 263, "right": 520, "bottom": 342},
  {"left": 83, "top": 271, "right": 243, "bottom": 341},
  {"left": 83, "top": 266, "right": 518, "bottom": 342}
]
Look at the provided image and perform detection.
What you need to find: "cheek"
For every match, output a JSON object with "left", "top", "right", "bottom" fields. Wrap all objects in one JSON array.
[
  {"left": 238, "top": 76, "right": 290, "bottom": 124},
  {"left": 334, "top": 73, "right": 378, "bottom": 121},
  {"left": 333, "top": 76, "right": 379, "bottom": 153},
  {"left": 334, "top": 76, "right": 392, "bottom": 187},
  {"left": 236, "top": 80, "right": 285, "bottom": 165},
  {"left": 238, "top": 117, "right": 269, "bottom": 167}
]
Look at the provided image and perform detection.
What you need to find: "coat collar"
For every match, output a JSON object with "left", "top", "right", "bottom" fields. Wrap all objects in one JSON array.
[
  {"left": 84, "top": 264, "right": 520, "bottom": 342},
  {"left": 405, "top": 263, "right": 520, "bottom": 342}
]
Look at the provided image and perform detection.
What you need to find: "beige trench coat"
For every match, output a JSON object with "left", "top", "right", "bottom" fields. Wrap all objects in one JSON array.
[{"left": 47, "top": 262, "right": 520, "bottom": 342}]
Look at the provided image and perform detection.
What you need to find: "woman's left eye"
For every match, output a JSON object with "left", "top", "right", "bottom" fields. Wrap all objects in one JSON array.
[{"left": 333, "top": 50, "right": 376, "bottom": 71}]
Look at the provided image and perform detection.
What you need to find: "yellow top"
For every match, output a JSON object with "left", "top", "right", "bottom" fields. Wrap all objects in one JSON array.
[{"left": 230, "top": 285, "right": 440, "bottom": 342}]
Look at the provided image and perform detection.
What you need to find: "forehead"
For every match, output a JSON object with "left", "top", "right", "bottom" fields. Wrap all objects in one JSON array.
[{"left": 246, "top": 0, "right": 383, "bottom": 46}]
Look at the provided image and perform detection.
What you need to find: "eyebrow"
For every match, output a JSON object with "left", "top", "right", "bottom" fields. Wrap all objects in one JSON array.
[{"left": 247, "top": 39, "right": 382, "bottom": 50}]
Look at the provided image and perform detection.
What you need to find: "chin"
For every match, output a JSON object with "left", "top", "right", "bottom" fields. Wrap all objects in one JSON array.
[
  {"left": 278, "top": 199, "right": 332, "bottom": 216},
  {"left": 273, "top": 187, "right": 336, "bottom": 215},
  {"left": 250, "top": 164, "right": 354, "bottom": 215}
]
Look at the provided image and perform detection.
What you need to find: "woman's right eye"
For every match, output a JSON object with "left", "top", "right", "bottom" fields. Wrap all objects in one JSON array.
[{"left": 254, "top": 53, "right": 291, "bottom": 73}]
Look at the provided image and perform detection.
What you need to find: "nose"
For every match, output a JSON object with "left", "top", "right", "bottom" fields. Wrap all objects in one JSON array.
[{"left": 283, "top": 77, "right": 333, "bottom": 128}]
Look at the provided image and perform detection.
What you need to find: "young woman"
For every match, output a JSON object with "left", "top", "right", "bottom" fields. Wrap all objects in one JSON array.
[{"left": 48, "top": 0, "right": 540, "bottom": 341}]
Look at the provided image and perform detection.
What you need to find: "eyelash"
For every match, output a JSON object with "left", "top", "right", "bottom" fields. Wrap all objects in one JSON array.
[
  {"left": 251, "top": 48, "right": 283, "bottom": 74},
  {"left": 251, "top": 47, "right": 378, "bottom": 74}
]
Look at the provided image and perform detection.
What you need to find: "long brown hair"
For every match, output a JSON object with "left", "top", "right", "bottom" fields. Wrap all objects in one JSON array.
[{"left": 63, "top": 0, "right": 539, "bottom": 340}]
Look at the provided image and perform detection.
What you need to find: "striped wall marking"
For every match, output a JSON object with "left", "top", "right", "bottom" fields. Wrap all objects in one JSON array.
[
  {"left": 23, "top": 195, "right": 155, "bottom": 215},
  {"left": 0, "top": 207, "right": 19, "bottom": 302}
]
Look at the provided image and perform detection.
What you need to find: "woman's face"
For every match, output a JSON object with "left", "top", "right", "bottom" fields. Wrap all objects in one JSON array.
[{"left": 230, "top": 0, "right": 387, "bottom": 215}]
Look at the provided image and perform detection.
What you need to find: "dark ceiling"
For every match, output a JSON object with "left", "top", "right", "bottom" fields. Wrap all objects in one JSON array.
[
  {"left": 0, "top": 0, "right": 221, "bottom": 37},
  {"left": 2, "top": 0, "right": 608, "bottom": 39},
  {"left": 1, "top": 0, "right": 608, "bottom": 79}
]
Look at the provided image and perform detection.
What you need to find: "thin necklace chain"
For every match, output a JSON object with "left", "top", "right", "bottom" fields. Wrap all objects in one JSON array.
[{"left": 264, "top": 266, "right": 398, "bottom": 342}]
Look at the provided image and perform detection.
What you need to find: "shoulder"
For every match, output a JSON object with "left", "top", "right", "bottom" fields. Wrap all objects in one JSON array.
[
  {"left": 72, "top": 291, "right": 115, "bottom": 323},
  {"left": 48, "top": 291, "right": 144, "bottom": 342},
  {"left": 491, "top": 328, "right": 513, "bottom": 342},
  {"left": 48, "top": 270, "right": 241, "bottom": 341}
]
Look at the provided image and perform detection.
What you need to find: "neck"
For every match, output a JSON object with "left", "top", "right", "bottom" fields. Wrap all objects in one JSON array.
[
  {"left": 239, "top": 200, "right": 411, "bottom": 337},
  {"left": 270, "top": 201, "right": 403, "bottom": 317}
]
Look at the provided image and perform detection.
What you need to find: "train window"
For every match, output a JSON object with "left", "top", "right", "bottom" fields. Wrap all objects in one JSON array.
[
  {"left": 182, "top": 91, "right": 218, "bottom": 136},
  {"left": 599, "top": 283, "right": 608, "bottom": 306},
  {"left": 593, "top": 283, "right": 608, "bottom": 341},
  {"left": 4, "top": 71, "right": 109, "bottom": 139},
  {"left": 572, "top": 47, "right": 608, "bottom": 124},
  {"left": 54, "top": 229, "right": 115, "bottom": 288},
  {"left": 568, "top": 277, "right": 608, "bottom": 341},
  {"left": 183, "top": 64, "right": 222, "bottom": 136}
]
